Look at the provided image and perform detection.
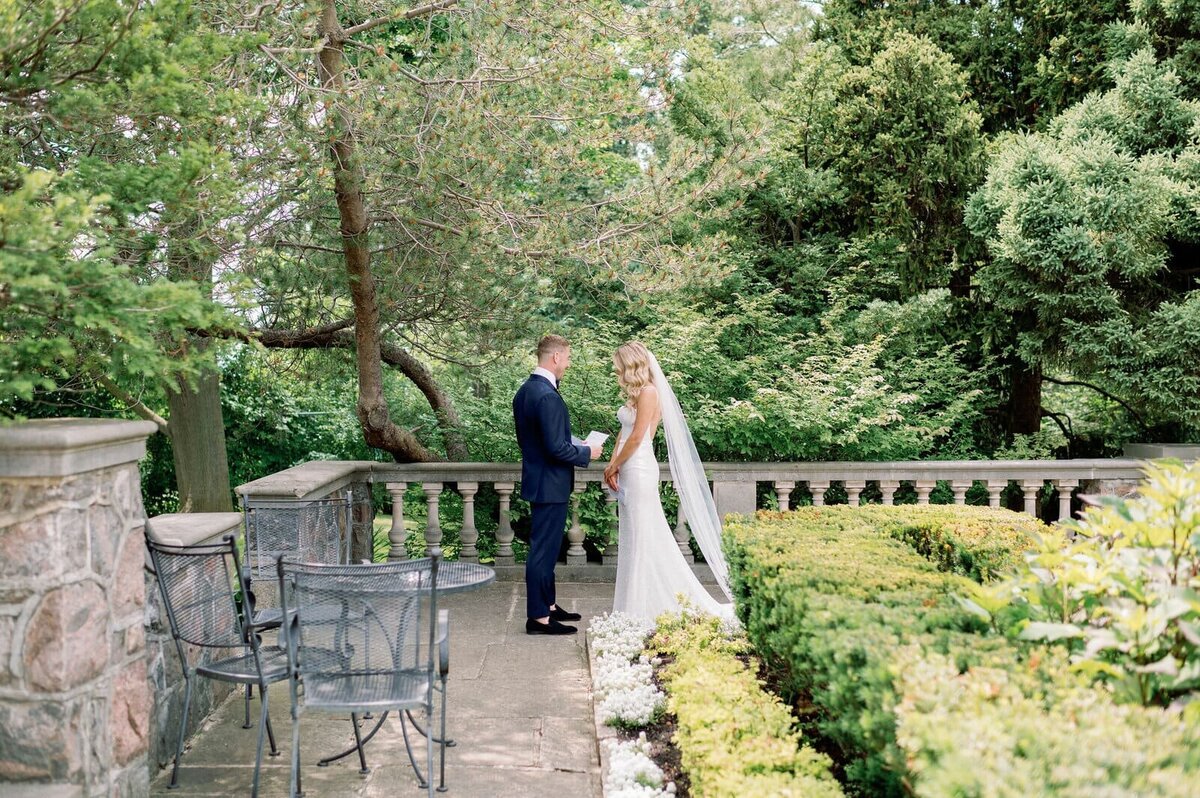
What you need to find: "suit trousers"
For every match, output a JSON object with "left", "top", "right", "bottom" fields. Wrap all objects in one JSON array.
[{"left": 526, "top": 501, "right": 568, "bottom": 619}]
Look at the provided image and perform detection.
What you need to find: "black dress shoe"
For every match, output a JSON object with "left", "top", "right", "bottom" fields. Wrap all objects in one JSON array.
[
  {"left": 526, "top": 618, "right": 577, "bottom": 635},
  {"left": 550, "top": 605, "right": 582, "bottom": 622}
]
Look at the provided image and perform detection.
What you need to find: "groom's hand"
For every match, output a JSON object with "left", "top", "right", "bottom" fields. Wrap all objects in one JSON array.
[{"left": 587, "top": 443, "right": 603, "bottom": 460}]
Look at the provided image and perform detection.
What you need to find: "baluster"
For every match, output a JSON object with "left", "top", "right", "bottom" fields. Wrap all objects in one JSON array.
[
  {"left": 674, "top": 490, "right": 694, "bottom": 563},
  {"left": 879, "top": 480, "right": 900, "bottom": 505},
  {"left": 422, "top": 482, "right": 443, "bottom": 556},
  {"left": 774, "top": 481, "right": 795, "bottom": 512},
  {"left": 951, "top": 480, "right": 971, "bottom": 506},
  {"left": 845, "top": 481, "right": 866, "bottom": 506},
  {"left": 986, "top": 480, "right": 1006, "bottom": 508},
  {"left": 494, "top": 482, "right": 515, "bottom": 563},
  {"left": 1019, "top": 479, "right": 1041, "bottom": 517},
  {"left": 604, "top": 491, "right": 619, "bottom": 565},
  {"left": 1054, "top": 479, "right": 1079, "bottom": 523},
  {"left": 386, "top": 482, "right": 407, "bottom": 560},
  {"left": 915, "top": 480, "right": 935, "bottom": 505},
  {"left": 808, "top": 480, "right": 830, "bottom": 506},
  {"left": 567, "top": 483, "right": 587, "bottom": 565},
  {"left": 458, "top": 481, "right": 479, "bottom": 562}
]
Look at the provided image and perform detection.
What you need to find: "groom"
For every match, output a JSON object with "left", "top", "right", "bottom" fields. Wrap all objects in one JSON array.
[{"left": 513, "top": 334, "right": 601, "bottom": 635}]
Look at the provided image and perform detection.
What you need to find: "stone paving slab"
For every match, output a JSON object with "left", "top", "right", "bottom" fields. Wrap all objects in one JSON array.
[{"left": 150, "top": 580, "right": 613, "bottom": 797}]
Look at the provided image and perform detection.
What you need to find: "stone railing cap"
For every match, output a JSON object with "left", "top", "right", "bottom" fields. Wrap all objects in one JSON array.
[
  {"left": 0, "top": 417, "right": 158, "bottom": 477},
  {"left": 147, "top": 512, "right": 243, "bottom": 547}
]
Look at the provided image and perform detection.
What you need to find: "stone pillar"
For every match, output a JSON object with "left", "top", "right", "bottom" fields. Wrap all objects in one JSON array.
[
  {"left": 951, "top": 480, "right": 972, "bottom": 505},
  {"left": 986, "top": 480, "right": 1006, "bottom": 508},
  {"left": 1053, "top": 479, "right": 1079, "bottom": 524},
  {"left": 1019, "top": 479, "right": 1042, "bottom": 518},
  {"left": 0, "top": 418, "right": 157, "bottom": 797},
  {"left": 458, "top": 482, "right": 480, "bottom": 562},
  {"left": 422, "top": 482, "right": 443, "bottom": 556},
  {"left": 808, "top": 481, "right": 830, "bottom": 507},
  {"left": 566, "top": 484, "right": 587, "bottom": 565},
  {"left": 879, "top": 480, "right": 900, "bottom": 506},
  {"left": 914, "top": 480, "right": 935, "bottom": 505},
  {"left": 348, "top": 480, "right": 375, "bottom": 564},
  {"left": 673, "top": 496, "right": 693, "bottom": 563},
  {"left": 603, "top": 492, "right": 619, "bottom": 565},
  {"left": 774, "top": 481, "right": 794, "bottom": 512},
  {"left": 493, "top": 483, "right": 515, "bottom": 564},
  {"left": 386, "top": 482, "right": 408, "bottom": 560},
  {"left": 711, "top": 481, "right": 756, "bottom": 519},
  {"left": 844, "top": 481, "right": 866, "bottom": 506}
]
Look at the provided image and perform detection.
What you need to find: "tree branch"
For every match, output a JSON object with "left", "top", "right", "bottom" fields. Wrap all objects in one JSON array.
[
  {"left": 95, "top": 374, "right": 171, "bottom": 436},
  {"left": 343, "top": 0, "right": 460, "bottom": 37},
  {"left": 1042, "top": 375, "right": 1149, "bottom": 430}
]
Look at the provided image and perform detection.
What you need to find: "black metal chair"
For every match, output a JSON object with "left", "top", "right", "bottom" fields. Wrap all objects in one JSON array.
[
  {"left": 239, "top": 493, "right": 353, "bottom": 728},
  {"left": 145, "top": 532, "right": 288, "bottom": 797},
  {"left": 277, "top": 556, "right": 444, "bottom": 798}
]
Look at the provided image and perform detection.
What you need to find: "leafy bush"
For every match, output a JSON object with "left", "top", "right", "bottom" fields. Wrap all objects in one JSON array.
[
  {"left": 725, "top": 504, "right": 1200, "bottom": 796},
  {"left": 649, "top": 609, "right": 844, "bottom": 798},
  {"left": 972, "top": 461, "right": 1200, "bottom": 709}
]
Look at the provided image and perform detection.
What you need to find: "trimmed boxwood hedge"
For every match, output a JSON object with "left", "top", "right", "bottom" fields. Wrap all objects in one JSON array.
[
  {"left": 725, "top": 505, "right": 1200, "bottom": 797},
  {"left": 649, "top": 610, "right": 844, "bottom": 798}
]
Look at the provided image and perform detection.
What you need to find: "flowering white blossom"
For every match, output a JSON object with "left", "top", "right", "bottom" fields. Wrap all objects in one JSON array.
[
  {"left": 589, "top": 613, "right": 665, "bottom": 727},
  {"left": 603, "top": 733, "right": 676, "bottom": 797}
]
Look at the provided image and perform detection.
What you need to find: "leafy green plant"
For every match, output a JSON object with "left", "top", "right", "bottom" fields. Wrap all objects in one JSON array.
[{"left": 975, "top": 461, "right": 1200, "bottom": 708}]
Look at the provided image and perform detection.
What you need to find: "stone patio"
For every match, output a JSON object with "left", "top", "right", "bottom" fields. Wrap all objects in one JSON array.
[{"left": 149, "top": 581, "right": 617, "bottom": 797}]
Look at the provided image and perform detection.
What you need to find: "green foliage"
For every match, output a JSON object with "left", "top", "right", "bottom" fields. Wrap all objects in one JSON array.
[
  {"left": 967, "top": 49, "right": 1200, "bottom": 433},
  {"left": 0, "top": 171, "right": 235, "bottom": 408},
  {"left": 976, "top": 461, "right": 1200, "bottom": 708},
  {"left": 725, "top": 505, "right": 1200, "bottom": 796},
  {"left": 648, "top": 608, "right": 845, "bottom": 798}
]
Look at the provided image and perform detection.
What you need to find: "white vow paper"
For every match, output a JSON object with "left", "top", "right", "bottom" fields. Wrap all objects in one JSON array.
[{"left": 572, "top": 431, "right": 609, "bottom": 450}]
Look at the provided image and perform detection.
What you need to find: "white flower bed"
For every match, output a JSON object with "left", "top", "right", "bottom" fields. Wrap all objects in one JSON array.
[
  {"left": 589, "top": 612, "right": 665, "bottom": 727},
  {"left": 602, "top": 733, "right": 676, "bottom": 797}
]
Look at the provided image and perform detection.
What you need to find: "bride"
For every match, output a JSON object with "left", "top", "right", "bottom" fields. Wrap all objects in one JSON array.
[{"left": 603, "top": 341, "right": 735, "bottom": 622}]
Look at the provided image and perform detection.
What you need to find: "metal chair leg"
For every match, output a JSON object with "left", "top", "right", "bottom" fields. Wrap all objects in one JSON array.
[
  {"left": 350, "top": 712, "right": 370, "bottom": 775},
  {"left": 290, "top": 705, "right": 303, "bottom": 798},
  {"left": 251, "top": 683, "right": 271, "bottom": 798},
  {"left": 399, "top": 713, "right": 427, "bottom": 788},
  {"left": 262, "top": 682, "right": 279, "bottom": 756},
  {"left": 437, "top": 675, "right": 448, "bottom": 792},
  {"left": 425, "top": 704, "right": 435, "bottom": 798},
  {"left": 169, "top": 673, "right": 194, "bottom": 788},
  {"left": 243, "top": 683, "right": 253, "bottom": 729}
]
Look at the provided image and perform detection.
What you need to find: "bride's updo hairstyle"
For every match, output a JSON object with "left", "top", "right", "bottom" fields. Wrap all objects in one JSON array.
[{"left": 613, "top": 341, "right": 653, "bottom": 405}]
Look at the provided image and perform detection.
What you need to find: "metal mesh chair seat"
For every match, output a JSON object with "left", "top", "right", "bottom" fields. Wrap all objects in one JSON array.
[
  {"left": 197, "top": 646, "right": 290, "bottom": 685},
  {"left": 145, "top": 532, "right": 284, "bottom": 798},
  {"left": 301, "top": 670, "right": 431, "bottom": 711},
  {"left": 278, "top": 557, "right": 443, "bottom": 798}
]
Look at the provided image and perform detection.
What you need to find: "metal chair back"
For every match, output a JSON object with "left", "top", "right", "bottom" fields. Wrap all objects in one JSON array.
[
  {"left": 147, "top": 534, "right": 250, "bottom": 652},
  {"left": 277, "top": 556, "right": 441, "bottom": 797}
]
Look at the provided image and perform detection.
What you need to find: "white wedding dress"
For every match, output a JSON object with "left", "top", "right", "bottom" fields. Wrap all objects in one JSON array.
[{"left": 611, "top": 403, "right": 735, "bottom": 622}]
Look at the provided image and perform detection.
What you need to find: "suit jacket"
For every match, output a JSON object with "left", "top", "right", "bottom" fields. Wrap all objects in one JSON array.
[{"left": 513, "top": 374, "right": 591, "bottom": 503}]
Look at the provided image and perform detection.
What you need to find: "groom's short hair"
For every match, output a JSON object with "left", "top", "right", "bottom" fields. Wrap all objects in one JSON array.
[{"left": 536, "top": 334, "right": 570, "bottom": 359}]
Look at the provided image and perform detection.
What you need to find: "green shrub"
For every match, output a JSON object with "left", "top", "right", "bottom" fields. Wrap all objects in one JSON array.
[
  {"left": 649, "top": 610, "right": 844, "bottom": 798},
  {"left": 725, "top": 504, "right": 1200, "bottom": 796}
]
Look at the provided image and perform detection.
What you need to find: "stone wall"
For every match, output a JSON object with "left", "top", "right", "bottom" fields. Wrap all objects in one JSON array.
[{"left": 0, "top": 419, "right": 157, "bottom": 798}]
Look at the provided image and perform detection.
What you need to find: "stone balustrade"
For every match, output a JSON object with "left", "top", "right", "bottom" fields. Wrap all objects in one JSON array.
[{"left": 236, "top": 456, "right": 1162, "bottom": 570}]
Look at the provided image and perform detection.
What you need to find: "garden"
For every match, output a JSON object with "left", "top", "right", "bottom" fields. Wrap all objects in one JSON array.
[{"left": 589, "top": 461, "right": 1200, "bottom": 797}]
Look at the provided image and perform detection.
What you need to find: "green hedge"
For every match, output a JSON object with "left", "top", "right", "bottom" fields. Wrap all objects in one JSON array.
[
  {"left": 649, "top": 611, "right": 844, "bottom": 798},
  {"left": 725, "top": 506, "right": 1200, "bottom": 797}
]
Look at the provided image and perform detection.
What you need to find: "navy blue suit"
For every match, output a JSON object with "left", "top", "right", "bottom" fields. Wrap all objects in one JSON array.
[{"left": 513, "top": 374, "right": 591, "bottom": 618}]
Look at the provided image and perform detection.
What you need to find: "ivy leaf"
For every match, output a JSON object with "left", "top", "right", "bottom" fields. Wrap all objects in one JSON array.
[{"left": 1018, "top": 621, "right": 1083, "bottom": 642}]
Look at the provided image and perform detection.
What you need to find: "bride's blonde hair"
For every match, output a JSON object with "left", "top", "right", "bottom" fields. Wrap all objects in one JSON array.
[{"left": 613, "top": 341, "right": 653, "bottom": 405}]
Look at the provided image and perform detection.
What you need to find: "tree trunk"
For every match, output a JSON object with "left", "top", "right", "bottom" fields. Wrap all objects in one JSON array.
[
  {"left": 167, "top": 361, "right": 233, "bottom": 512},
  {"left": 1008, "top": 361, "right": 1043, "bottom": 436},
  {"left": 316, "top": 2, "right": 437, "bottom": 463}
]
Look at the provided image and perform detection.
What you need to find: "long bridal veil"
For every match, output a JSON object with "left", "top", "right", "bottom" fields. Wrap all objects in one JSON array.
[{"left": 646, "top": 351, "right": 733, "bottom": 602}]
